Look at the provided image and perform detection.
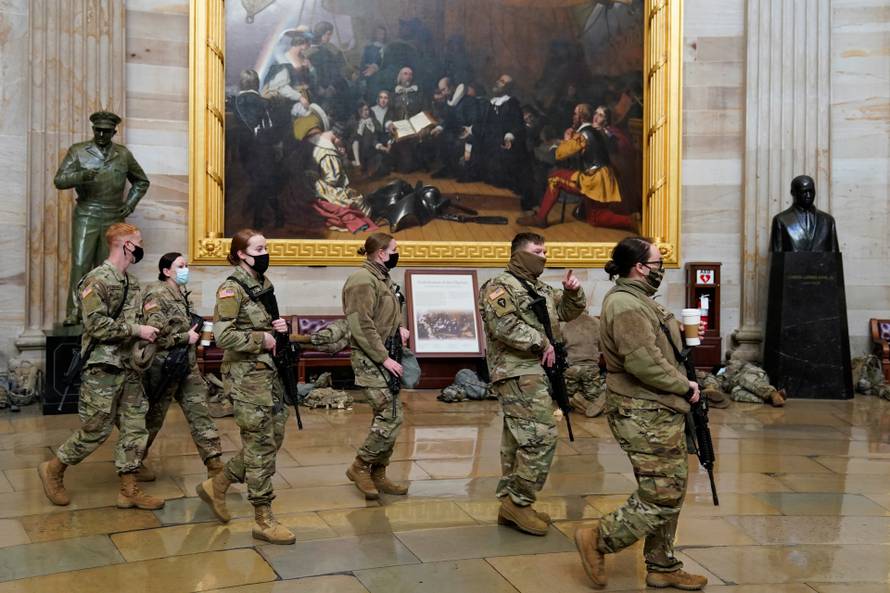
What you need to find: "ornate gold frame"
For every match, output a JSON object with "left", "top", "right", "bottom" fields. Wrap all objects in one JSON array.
[{"left": 189, "top": 0, "right": 683, "bottom": 267}]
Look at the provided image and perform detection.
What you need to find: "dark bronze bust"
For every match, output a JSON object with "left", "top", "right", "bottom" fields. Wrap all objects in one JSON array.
[{"left": 769, "top": 175, "right": 839, "bottom": 253}]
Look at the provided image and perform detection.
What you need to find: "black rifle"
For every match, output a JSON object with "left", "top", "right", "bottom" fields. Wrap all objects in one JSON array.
[
  {"left": 382, "top": 333, "right": 403, "bottom": 417},
  {"left": 508, "top": 273, "right": 574, "bottom": 441},
  {"left": 58, "top": 278, "right": 129, "bottom": 411},
  {"left": 149, "top": 312, "right": 205, "bottom": 402},
  {"left": 228, "top": 276, "right": 303, "bottom": 430},
  {"left": 660, "top": 322, "right": 719, "bottom": 506}
]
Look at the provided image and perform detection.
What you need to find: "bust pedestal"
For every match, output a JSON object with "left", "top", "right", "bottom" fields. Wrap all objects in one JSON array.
[{"left": 763, "top": 252, "right": 853, "bottom": 399}]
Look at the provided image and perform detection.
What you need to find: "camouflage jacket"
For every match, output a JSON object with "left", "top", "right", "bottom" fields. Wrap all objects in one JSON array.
[
  {"left": 141, "top": 281, "right": 198, "bottom": 366},
  {"left": 599, "top": 278, "right": 690, "bottom": 413},
  {"left": 479, "top": 271, "right": 586, "bottom": 383},
  {"left": 213, "top": 266, "right": 275, "bottom": 369},
  {"left": 342, "top": 261, "right": 402, "bottom": 388},
  {"left": 78, "top": 260, "right": 142, "bottom": 369}
]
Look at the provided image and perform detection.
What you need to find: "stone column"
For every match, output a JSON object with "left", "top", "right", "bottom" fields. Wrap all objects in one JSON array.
[
  {"left": 730, "top": 0, "right": 831, "bottom": 362},
  {"left": 16, "top": 0, "right": 126, "bottom": 358}
]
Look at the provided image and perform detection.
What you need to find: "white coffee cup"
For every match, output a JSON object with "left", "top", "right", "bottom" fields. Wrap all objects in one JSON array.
[
  {"left": 681, "top": 308, "right": 701, "bottom": 346},
  {"left": 200, "top": 321, "right": 214, "bottom": 346}
]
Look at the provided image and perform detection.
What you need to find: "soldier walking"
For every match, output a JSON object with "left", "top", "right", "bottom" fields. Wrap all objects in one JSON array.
[
  {"left": 342, "top": 233, "right": 410, "bottom": 500},
  {"left": 478, "top": 232, "right": 586, "bottom": 535},
  {"left": 38, "top": 223, "right": 164, "bottom": 510},
  {"left": 574, "top": 236, "right": 707, "bottom": 590},
  {"left": 196, "top": 229, "right": 294, "bottom": 545},
  {"left": 136, "top": 252, "right": 224, "bottom": 482}
]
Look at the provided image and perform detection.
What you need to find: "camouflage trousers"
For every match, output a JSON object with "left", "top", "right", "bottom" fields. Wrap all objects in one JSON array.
[
  {"left": 599, "top": 399, "right": 687, "bottom": 573},
  {"left": 356, "top": 387, "right": 403, "bottom": 465},
  {"left": 493, "top": 374, "right": 558, "bottom": 506},
  {"left": 223, "top": 367, "right": 288, "bottom": 507},
  {"left": 727, "top": 366, "right": 774, "bottom": 403},
  {"left": 144, "top": 359, "right": 221, "bottom": 463},
  {"left": 566, "top": 364, "right": 606, "bottom": 416},
  {"left": 57, "top": 365, "right": 148, "bottom": 474}
]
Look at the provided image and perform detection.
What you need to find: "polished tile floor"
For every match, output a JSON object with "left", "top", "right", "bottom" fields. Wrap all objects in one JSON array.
[{"left": 0, "top": 392, "right": 889, "bottom": 592}]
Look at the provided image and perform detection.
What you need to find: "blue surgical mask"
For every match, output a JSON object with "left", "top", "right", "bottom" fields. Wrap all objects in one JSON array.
[{"left": 175, "top": 267, "right": 190, "bottom": 285}]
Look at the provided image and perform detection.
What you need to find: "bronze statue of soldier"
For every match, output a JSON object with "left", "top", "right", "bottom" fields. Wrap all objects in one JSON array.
[{"left": 54, "top": 111, "right": 150, "bottom": 325}]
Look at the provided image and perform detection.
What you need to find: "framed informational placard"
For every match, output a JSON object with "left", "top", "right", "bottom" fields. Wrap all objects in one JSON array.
[{"left": 405, "top": 270, "right": 484, "bottom": 358}]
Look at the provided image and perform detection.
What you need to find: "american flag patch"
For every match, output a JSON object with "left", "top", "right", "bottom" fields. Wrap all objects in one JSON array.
[
  {"left": 143, "top": 300, "right": 158, "bottom": 312},
  {"left": 81, "top": 286, "right": 93, "bottom": 298},
  {"left": 218, "top": 288, "right": 235, "bottom": 299}
]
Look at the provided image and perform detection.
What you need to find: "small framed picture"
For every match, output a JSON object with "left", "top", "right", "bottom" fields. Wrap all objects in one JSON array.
[{"left": 405, "top": 270, "right": 484, "bottom": 358}]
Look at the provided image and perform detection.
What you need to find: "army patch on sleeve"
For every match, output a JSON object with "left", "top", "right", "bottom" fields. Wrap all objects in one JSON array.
[
  {"left": 218, "top": 288, "right": 235, "bottom": 299},
  {"left": 143, "top": 300, "right": 158, "bottom": 312},
  {"left": 488, "top": 287, "right": 515, "bottom": 317},
  {"left": 488, "top": 286, "right": 506, "bottom": 301},
  {"left": 81, "top": 285, "right": 93, "bottom": 299}
]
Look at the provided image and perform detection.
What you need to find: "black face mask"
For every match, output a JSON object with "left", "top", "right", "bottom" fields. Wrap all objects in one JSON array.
[
  {"left": 384, "top": 252, "right": 399, "bottom": 269},
  {"left": 126, "top": 243, "right": 144, "bottom": 264},
  {"left": 247, "top": 253, "right": 270, "bottom": 275}
]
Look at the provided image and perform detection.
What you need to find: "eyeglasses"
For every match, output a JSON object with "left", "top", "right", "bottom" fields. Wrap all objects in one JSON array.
[{"left": 640, "top": 260, "right": 664, "bottom": 270}]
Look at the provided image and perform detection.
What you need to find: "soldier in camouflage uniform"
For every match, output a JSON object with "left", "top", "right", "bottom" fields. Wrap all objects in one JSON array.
[
  {"left": 195, "top": 229, "right": 295, "bottom": 545},
  {"left": 697, "top": 359, "right": 785, "bottom": 406},
  {"left": 479, "top": 232, "right": 586, "bottom": 536},
  {"left": 342, "top": 233, "right": 410, "bottom": 500},
  {"left": 575, "top": 237, "right": 707, "bottom": 591},
  {"left": 136, "top": 252, "right": 223, "bottom": 482},
  {"left": 38, "top": 223, "right": 165, "bottom": 510},
  {"left": 563, "top": 312, "right": 606, "bottom": 417}
]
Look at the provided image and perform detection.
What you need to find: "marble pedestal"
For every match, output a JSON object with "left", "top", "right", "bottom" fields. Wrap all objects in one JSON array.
[{"left": 763, "top": 252, "right": 853, "bottom": 399}]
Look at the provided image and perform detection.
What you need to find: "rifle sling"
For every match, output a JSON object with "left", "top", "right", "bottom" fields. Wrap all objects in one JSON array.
[
  {"left": 505, "top": 272, "right": 558, "bottom": 346},
  {"left": 80, "top": 276, "right": 130, "bottom": 368}
]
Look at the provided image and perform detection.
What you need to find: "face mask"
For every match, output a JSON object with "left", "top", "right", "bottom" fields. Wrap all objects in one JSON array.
[
  {"left": 174, "top": 267, "right": 190, "bottom": 285},
  {"left": 247, "top": 253, "right": 270, "bottom": 275},
  {"left": 126, "top": 243, "right": 144, "bottom": 264},
  {"left": 644, "top": 264, "right": 665, "bottom": 290},
  {"left": 384, "top": 252, "right": 399, "bottom": 269},
  {"left": 511, "top": 250, "right": 546, "bottom": 278}
]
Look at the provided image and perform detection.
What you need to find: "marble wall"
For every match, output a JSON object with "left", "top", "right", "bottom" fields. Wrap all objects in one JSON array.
[{"left": 1, "top": 0, "right": 887, "bottom": 364}]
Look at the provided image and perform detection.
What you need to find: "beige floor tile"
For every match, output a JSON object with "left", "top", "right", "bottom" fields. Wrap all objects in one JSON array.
[
  {"left": 19, "top": 507, "right": 161, "bottom": 542},
  {"left": 204, "top": 575, "right": 371, "bottom": 593},
  {"left": 550, "top": 515, "right": 758, "bottom": 547},
  {"left": 283, "top": 443, "right": 410, "bottom": 466},
  {"left": 0, "top": 534, "right": 123, "bottom": 581},
  {"left": 279, "top": 460, "right": 429, "bottom": 487},
  {"left": 684, "top": 545, "right": 890, "bottom": 584},
  {"left": 414, "top": 455, "right": 502, "bottom": 478},
  {"left": 778, "top": 472, "right": 890, "bottom": 494},
  {"left": 863, "top": 493, "right": 890, "bottom": 510},
  {"left": 397, "top": 476, "right": 502, "bottom": 500},
  {"left": 808, "top": 585, "right": 890, "bottom": 593},
  {"left": 143, "top": 432, "right": 241, "bottom": 458},
  {"left": 0, "top": 448, "right": 54, "bottom": 470},
  {"left": 584, "top": 493, "right": 782, "bottom": 517},
  {"left": 752, "top": 492, "right": 890, "bottom": 516},
  {"left": 272, "top": 484, "right": 380, "bottom": 514},
  {"left": 154, "top": 492, "right": 256, "bottom": 525},
  {"left": 561, "top": 438, "right": 624, "bottom": 456},
  {"left": 455, "top": 496, "right": 598, "bottom": 523},
  {"left": 540, "top": 473, "right": 638, "bottom": 496},
  {"left": 394, "top": 524, "right": 575, "bottom": 562},
  {"left": 6, "top": 461, "right": 192, "bottom": 492},
  {"left": 726, "top": 516, "right": 890, "bottom": 544},
  {"left": 700, "top": 453, "right": 833, "bottom": 474},
  {"left": 550, "top": 453, "right": 634, "bottom": 474},
  {"left": 736, "top": 437, "right": 885, "bottom": 457},
  {"left": 356, "top": 558, "right": 519, "bottom": 593},
  {"left": 723, "top": 423, "right": 852, "bottom": 441},
  {"left": 0, "top": 548, "right": 276, "bottom": 593},
  {"left": 0, "top": 520, "right": 29, "bottom": 548},
  {"left": 0, "top": 429, "right": 74, "bottom": 451},
  {"left": 259, "top": 532, "right": 420, "bottom": 579},
  {"left": 0, "top": 473, "right": 13, "bottom": 494},
  {"left": 687, "top": 471, "right": 792, "bottom": 494},
  {"left": 319, "top": 500, "right": 476, "bottom": 535},
  {"left": 112, "top": 512, "right": 336, "bottom": 561},
  {"left": 813, "top": 456, "right": 890, "bottom": 475}
]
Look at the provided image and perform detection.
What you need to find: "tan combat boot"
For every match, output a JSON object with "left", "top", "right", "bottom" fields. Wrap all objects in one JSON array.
[
  {"left": 196, "top": 472, "right": 232, "bottom": 523},
  {"left": 117, "top": 473, "right": 165, "bottom": 510},
  {"left": 252, "top": 505, "right": 296, "bottom": 545},
  {"left": 205, "top": 456, "right": 224, "bottom": 479},
  {"left": 574, "top": 523, "right": 607, "bottom": 589},
  {"left": 38, "top": 457, "right": 70, "bottom": 506},
  {"left": 135, "top": 462, "right": 156, "bottom": 482},
  {"left": 645, "top": 569, "right": 708, "bottom": 590},
  {"left": 346, "top": 457, "right": 379, "bottom": 500},
  {"left": 497, "top": 498, "right": 548, "bottom": 536},
  {"left": 370, "top": 464, "right": 408, "bottom": 495},
  {"left": 769, "top": 388, "right": 786, "bottom": 407}
]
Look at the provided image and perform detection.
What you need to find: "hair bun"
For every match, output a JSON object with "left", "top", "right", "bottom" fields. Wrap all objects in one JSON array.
[
  {"left": 357, "top": 247, "right": 367, "bottom": 256},
  {"left": 604, "top": 260, "right": 619, "bottom": 276}
]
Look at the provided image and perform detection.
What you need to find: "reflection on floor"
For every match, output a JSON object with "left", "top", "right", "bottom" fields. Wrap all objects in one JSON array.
[{"left": 1, "top": 391, "right": 889, "bottom": 591}]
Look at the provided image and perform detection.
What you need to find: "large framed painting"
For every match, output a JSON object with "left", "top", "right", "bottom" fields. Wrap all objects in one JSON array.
[{"left": 189, "top": 0, "right": 683, "bottom": 267}]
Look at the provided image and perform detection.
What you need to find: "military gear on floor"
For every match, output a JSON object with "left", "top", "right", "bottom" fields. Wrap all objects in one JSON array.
[
  {"left": 9, "top": 361, "right": 42, "bottom": 406},
  {"left": 309, "top": 319, "right": 350, "bottom": 353},
  {"left": 574, "top": 523, "right": 607, "bottom": 589},
  {"left": 852, "top": 355, "right": 890, "bottom": 399},
  {"left": 253, "top": 504, "right": 296, "bottom": 545},
  {"left": 38, "top": 458, "right": 70, "bottom": 506},
  {"left": 302, "top": 386, "right": 353, "bottom": 409},
  {"left": 135, "top": 462, "right": 156, "bottom": 482},
  {"left": 437, "top": 368, "right": 491, "bottom": 403},
  {"left": 0, "top": 381, "right": 7, "bottom": 409},
  {"left": 346, "top": 457, "right": 379, "bottom": 499},
  {"left": 117, "top": 472, "right": 165, "bottom": 510},
  {"left": 497, "top": 498, "right": 549, "bottom": 536},
  {"left": 197, "top": 472, "right": 232, "bottom": 523},
  {"left": 645, "top": 569, "right": 708, "bottom": 590},
  {"left": 371, "top": 463, "right": 408, "bottom": 495}
]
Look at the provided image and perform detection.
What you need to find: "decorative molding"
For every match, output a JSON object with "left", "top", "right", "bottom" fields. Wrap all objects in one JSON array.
[
  {"left": 731, "top": 0, "right": 831, "bottom": 362},
  {"left": 190, "top": 0, "right": 684, "bottom": 267}
]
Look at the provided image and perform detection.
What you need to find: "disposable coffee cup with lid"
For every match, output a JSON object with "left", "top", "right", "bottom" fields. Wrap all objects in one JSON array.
[{"left": 681, "top": 308, "right": 701, "bottom": 346}]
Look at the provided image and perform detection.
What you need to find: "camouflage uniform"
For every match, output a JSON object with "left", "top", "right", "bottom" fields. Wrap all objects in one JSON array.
[
  {"left": 342, "top": 261, "right": 403, "bottom": 465},
  {"left": 698, "top": 360, "right": 779, "bottom": 404},
  {"left": 563, "top": 313, "right": 606, "bottom": 415},
  {"left": 141, "top": 281, "right": 221, "bottom": 462},
  {"left": 214, "top": 266, "right": 288, "bottom": 507},
  {"left": 597, "top": 278, "right": 691, "bottom": 573},
  {"left": 56, "top": 261, "right": 148, "bottom": 474},
  {"left": 479, "top": 270, "right": 586, "bottom": 506}
]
